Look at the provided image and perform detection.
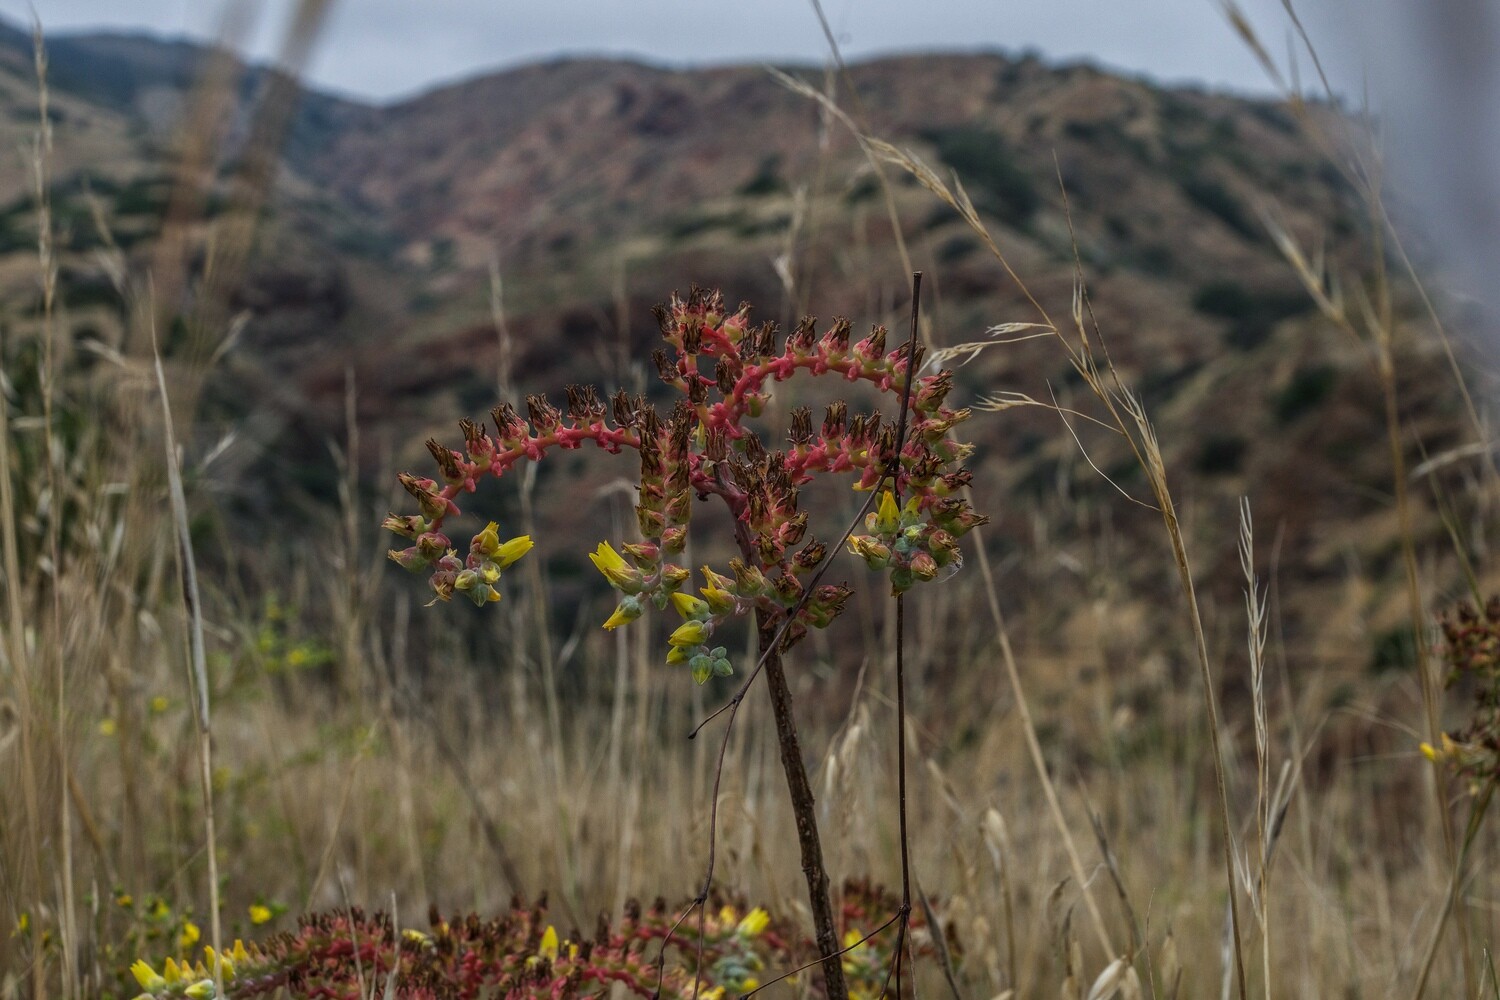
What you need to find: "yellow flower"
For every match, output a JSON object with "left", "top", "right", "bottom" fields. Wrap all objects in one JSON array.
[
  {"left": 602, "top": 598, "right": 643, "bottom": 631},
  {"left": 248, "top": 904, "right": 272, "bottom": 925},
  {"left": 205, "top": 945, "right": 234, "bottom": 980},
  {"left": 668, "top": 620, "right": 710, "bottom": 647},
  {"left": 163, "top": 957, "right": 185, "bottom": 985},
  {"left": 130, "top": 960, "right": 166, "bottom": 992},
  {"left": 473, "top": 523, "right": 532, "bottom": 570},
  {"left": 493, "top": 534, "right": 533, "bottom": 569},
  {"left": 184, "top": 979, "right": 217, "bottom": 1000},
  {"left": 231, "top": 940, "right": 251, "bottom": 964},
  {"left": 670, "top": 592, "right": 709, "bottom": 619},
  {"left": 872, "top": 490, "right": 900, "bottom": 535},
  {"left": 588, "top": 541, "right": 639, "bottom": 591},
  {"left": 539, "top": 925, "right": 560, "bottom": 962},
  {"left": 150, "top": 695, "right": 170, "bottom": 714},
  {"left": 98, "top": 718, "right": 118, "bottom": 737},
  {"left": 736, "top": 907, "right": 770, "bottom": 938},
  {"left": 666, "top": 646, "right": 691, "bottom": 665},
  {"left": 741, "top": 977, "right": 760, "bottom": 991},
  {"left": 116, "top": 893, "right": 134, "bottom": 909},
  {"left": 178, "top": 921, "right": 200, "bottom": 951},
  {"left": 698, "top": 566, "right": 737, "bottom": 614}
]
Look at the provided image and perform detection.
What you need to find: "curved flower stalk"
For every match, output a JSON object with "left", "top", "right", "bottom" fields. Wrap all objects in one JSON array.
[{"left": 384, "top": 287, "right": 987, "bottom": 679}]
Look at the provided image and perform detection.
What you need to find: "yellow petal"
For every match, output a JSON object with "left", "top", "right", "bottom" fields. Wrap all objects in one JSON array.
[
  {"left": 602, "top": 601, "right": 641, "bottom": 631},
  {"left": 670, "top": 592, "right": 709, "bottom": 619},
  {"left": 668, "top": 620, "right": 710, "bottom": 647},
  {"left": 131, "top": 960, "right": 166, "bottom": 992},
  {"left": 737, "top": 907, "right": 770, "bottom": 938},
  {"left": 539, "top": 925, "right": 559, "bottom": 961},
  {"left": 493, "top": 535, "right": 534, "bottom": 569},
  {"left": 875, "top": 490, "right": 900, "bottom": 534},
  {"left": 588, "top": 542, "right": 636, "bottom": 589}
]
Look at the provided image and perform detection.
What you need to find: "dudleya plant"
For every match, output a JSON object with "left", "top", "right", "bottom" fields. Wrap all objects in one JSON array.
[
  {"left": 384, "top": 286, "right": 985, "bottom": 682},
  {"left": 384, "top": 285, "right": 982, "bottom": 1000}
]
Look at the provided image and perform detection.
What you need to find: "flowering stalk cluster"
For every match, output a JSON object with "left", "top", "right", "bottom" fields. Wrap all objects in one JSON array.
[
  {"left": 1424, "top": 596, "right": 1500, "bottom": 790},
  {"left": 118, "top": 888, "right": 938, "bottom": 1000},
  {"left": 385, "top": 287, "right": 985, "bottom": 679}
]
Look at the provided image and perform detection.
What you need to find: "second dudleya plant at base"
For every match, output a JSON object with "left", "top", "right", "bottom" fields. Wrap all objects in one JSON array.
[{"left": 383, "top": 286, "right": 985, "bottom": 1000}]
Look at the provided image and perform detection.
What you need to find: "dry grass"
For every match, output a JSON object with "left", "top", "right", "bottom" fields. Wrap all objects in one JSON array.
[{"left": 3, "top": 5, "right": 1500, "bottom": 1000}]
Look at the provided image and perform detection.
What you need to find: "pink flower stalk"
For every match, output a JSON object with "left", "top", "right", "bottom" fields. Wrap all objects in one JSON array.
[{"left": 385, "top": 287, "right": 986, "bottom": 679}]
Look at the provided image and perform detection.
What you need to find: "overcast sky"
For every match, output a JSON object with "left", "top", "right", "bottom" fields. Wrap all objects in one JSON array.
[{"left": 9, "top": 0, "right": 1325, "bottom": 103}]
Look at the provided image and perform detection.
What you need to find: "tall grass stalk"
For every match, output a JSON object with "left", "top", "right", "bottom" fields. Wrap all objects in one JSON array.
[
  {"left": 150, "top": 324, "right": 224, "bottom": 992},
  {"left": 27, "top": 25, "right": 80, "bottom": 1000}
]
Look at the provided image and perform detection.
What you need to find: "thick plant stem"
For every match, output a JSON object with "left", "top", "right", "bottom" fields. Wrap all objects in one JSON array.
[{"left": 757, "top": 611, "right": 848, "bottom": 1000}]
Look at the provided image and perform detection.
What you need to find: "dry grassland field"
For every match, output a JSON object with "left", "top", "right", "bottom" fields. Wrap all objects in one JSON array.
[{"left": 1, "top": 4, "right": 1498, "bottom": 999}]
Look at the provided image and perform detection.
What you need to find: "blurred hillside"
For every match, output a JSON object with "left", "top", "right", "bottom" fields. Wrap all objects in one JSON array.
[{"left": 0, "top": 17, "right": 1483, "bottom": 687}]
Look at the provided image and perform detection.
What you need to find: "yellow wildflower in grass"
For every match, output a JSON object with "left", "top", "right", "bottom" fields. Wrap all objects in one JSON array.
[
  {"left": 130, "top": 960, "right": 167, "bottom": 992},
  {"left": 184, "top": 979, "right": 217, "bottom": 999},
  {"left": 98, "top": 718, "right": 118, "bottom": 736},
  {"left": 736, "top": 907, "right": 770, "bottom": 938},
  {"left": 248, "top": 904, "right": 272, "bottom": 925},
  {"left": 163, "top": 957, "right": 185, "bottom": 985},
  {"left": 178, "top": 921, "right": 200, "bottom": 951},
  {"left": 150, "top": 695, "right": 170, "bottom": 713}
]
